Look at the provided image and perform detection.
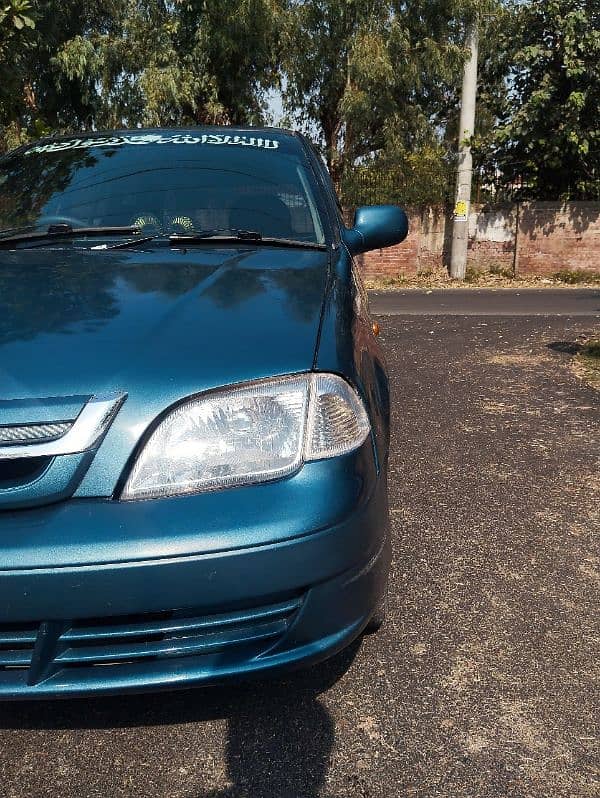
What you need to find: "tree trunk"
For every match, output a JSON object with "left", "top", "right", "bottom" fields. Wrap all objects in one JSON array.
[{"left": 322, "top": 114, "right": 344, "bottom": 186}]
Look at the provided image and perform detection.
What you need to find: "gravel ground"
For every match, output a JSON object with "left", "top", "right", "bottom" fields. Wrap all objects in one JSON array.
[{"left": 0, "top": 314, "right": 598, "bottom": 798}]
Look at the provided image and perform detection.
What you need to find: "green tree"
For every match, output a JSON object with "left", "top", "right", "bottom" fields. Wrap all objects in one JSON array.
[
  {"left": 0, "top": 0, "right": 35, "bottom": 148},
  {"left": 477, "top": 0, "right": 600, "bottom": 199},
  {"left": 282, "top": 0, "right": 496, "bottom": 203},
  {"left": 281, "top": 0, "right": 387, "bottom": 183},
  {"left": 0, "top": 0, "right": 284, "bottom": 151},
  {"left": 55, "top": 0, "right": 285, "bottom": 127},
  {"left": 0, "top": 1, "right": 125, "bottom": 150},
  {"left": 0, "top": 0, "right": 33, "bottom": 33}
]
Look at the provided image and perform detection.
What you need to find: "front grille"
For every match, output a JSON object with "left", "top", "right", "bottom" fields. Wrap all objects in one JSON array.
[
  {"left": 0, "top": 421, "right": 72, "bottom": 446},
  {"left": 0, "top": 595, "right": 303, "bottom": 687},
  {"left": 0, "top": 623, "right": 38, "bottom": 670}
]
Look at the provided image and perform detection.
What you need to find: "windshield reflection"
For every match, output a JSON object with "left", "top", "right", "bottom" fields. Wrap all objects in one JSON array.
[{"left": 0, "top": 135, "right": 325, "bottom": 244}]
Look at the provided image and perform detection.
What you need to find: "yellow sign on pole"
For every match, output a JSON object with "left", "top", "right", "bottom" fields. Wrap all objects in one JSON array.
[{"left": 453, "top": 200, "right": 469, "bottom": 222}]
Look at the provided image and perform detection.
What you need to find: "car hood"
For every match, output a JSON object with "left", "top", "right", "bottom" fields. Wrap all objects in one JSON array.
[
  {"left": 0, "top": 245, "right": 330, "bottom": 497},
  {"left": 1, "top": 245, "right": 329, "bottom": 395}
]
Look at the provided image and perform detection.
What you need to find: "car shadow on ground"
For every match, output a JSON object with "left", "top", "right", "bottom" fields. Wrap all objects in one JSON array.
[
  {"left": 546, "top": 340, "right": 587, "bottom": 355},
  {"left": 0, "top": 641, "right": 361, "bottom": 797}
]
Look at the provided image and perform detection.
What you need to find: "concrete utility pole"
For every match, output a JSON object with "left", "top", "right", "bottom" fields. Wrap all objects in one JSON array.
[{"left": 450, "top": 20, "right": 479, "bottom": 280}]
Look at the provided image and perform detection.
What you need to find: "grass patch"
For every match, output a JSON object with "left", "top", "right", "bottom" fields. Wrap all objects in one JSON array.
[
  {"left": 582, "top": 341, "right": 600, "bottom": 358},
  {"left": 575, "top": 340, "right": 600, "bottom": 390},
  {"left": 365, "top": 268, "right": 600, "bottom": 291},
  {"left": 460, "top": 263, "right": 521, "bottom": 284},
  {"left": 365, "top": 274, "right": 409, "bottom": 290},
  {"left": 553, "top": 269, "right": 600, "bottom": 285},
  {"left": 464, "top": 265, "right": 484, "bottom": 284},
  {"left": 489, "top": 262, "right": 515, "bottom": 280}
]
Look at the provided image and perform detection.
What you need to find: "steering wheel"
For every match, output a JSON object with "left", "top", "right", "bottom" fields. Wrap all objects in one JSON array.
[{"left": 36, "top": 215, "right": 87, "bottom": 229}]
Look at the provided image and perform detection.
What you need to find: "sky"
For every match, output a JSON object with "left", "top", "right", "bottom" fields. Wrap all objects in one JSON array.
[{"left": 265, "top": 89, "right": 285, "bottom": 126}]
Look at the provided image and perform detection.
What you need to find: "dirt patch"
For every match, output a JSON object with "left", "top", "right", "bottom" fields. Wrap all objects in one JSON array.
[
  {"left": 546, "top": 336, "right": 600, "bottom": 392},
  {"left": 497, "top": 699, "right": 550, "bottom": 754},
  {"left": 478, "top": 399, "right": 520, "bottom": 415},
  {"left": 572, "top": 352, "right": 600, "bottom": 391},
  {"left": 485, "top": 353, "right": 547, "bottom": 367},
  {"left": 366, "top": 274, "right": 600, "bottom": 291},
  {"left": 578, "top": 557, "right": 600, "bottom": 584},
  {"left": 443, "top": 655, "right": 481, "bottom": 692}
]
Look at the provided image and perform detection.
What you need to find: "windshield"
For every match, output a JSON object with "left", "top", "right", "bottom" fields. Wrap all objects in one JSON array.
[{"left": 0, "top": 131, "right": 326, "bottom": 245}]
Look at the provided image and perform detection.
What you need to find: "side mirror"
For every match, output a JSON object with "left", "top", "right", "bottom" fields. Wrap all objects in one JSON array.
[{"left": 343, "top": 205, "right": 409, "bottom": 255}]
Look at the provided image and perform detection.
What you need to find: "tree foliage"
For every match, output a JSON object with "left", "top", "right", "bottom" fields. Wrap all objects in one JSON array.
[
  {"left": 0, "top": 0, "right": 33, "bottom": 32},
  {"left": 0, "top": 0, "right": 284, "bottom": 152},
  {"left": 282, "top": 1, "right": 497, "bottom": 203},
  {"left": 0, "top": 0, "right": 35, "bottom": 146},
  {"left": 476, "top": 0, "right": 600, "bottom": 199},
  {"left": 0, "top": 0, "right": 598, "bottom": 202}
]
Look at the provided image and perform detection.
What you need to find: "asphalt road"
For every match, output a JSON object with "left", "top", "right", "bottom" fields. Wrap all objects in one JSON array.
[
  {"left": 0, "top": 306, "right": 599, "bottom": 797},
  {"left": 370, "top": 288, "right": 600, "bottom": 317}
]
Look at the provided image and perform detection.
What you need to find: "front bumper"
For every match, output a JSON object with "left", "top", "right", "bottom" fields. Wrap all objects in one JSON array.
[{"left": 0, "top": 446, "right": 390, "bottom": 699}]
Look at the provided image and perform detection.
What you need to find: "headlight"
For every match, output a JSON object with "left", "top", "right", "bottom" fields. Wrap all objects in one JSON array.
[{"left": 122, "top": 373, "right": 370, "bottom": 500}]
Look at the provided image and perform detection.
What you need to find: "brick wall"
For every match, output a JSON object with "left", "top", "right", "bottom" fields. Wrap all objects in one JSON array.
[
  {"left": 516, "top": 202, "right": 600, "bottom": 276},
  {"left": 355, "top": 201, "right": 600, "bottom": 279}
]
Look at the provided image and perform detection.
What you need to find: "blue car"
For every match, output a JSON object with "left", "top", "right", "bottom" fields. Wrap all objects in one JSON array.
[{"left": 0, "top": 128, "right": 408, "bottom": 699}]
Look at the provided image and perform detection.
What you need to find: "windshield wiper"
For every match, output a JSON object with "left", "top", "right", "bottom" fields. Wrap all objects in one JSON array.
[
  {"left": 169, "top": 229, "right": 327, "bottom": 250},
  {"left": 0, "top": 224, "right": 142, "bottom": 247},
  {"left": 95, "top": 235, "right": 160, "bottom": 250},
  {"left": 0, "top": 224, "right": 35, "bottom": 237},
  {"left": 170, "top": 228, "right": 262, "bottom": 242}
]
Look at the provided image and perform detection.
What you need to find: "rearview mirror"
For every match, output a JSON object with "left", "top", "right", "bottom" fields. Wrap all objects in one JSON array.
[{"left": 343, "top": 205, "right": 409, "bottom": 256}]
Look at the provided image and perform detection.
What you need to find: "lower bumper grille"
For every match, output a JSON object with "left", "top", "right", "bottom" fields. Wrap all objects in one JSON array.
[
  {"left": 0, "top": 623, "right": 37, "bottom": 669},
  {"left": 0, "top": 595, "right": 303, "bottom": 688}
]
